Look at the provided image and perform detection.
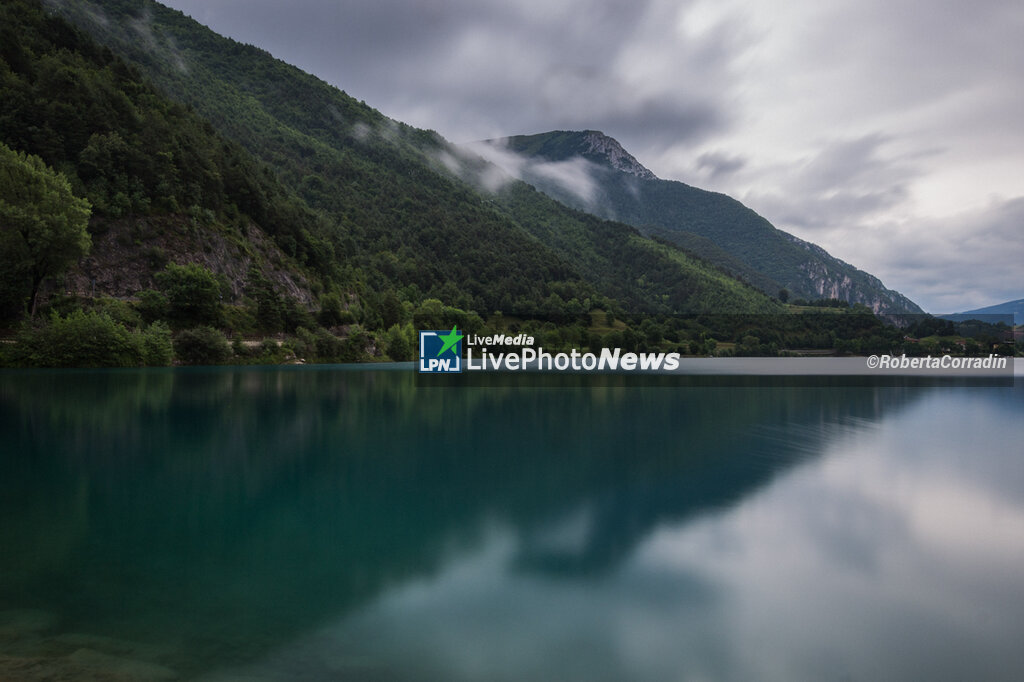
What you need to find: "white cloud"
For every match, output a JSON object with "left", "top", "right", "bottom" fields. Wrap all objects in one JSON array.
[{"left": 462, "top": 140, "right": 601, "bottom": 207}]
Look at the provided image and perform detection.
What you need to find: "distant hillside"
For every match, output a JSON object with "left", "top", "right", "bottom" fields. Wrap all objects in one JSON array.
[
  {"left": 941, "top": 299, "right": 1023, "bottom": 326},
  {"left": 477, "top": 131, "right": 924, "bottom": 315}
]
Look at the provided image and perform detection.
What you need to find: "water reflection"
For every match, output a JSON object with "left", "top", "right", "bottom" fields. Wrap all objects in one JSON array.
[
  {"left": 1, "top": 368, "right": 1020, "bottom": 680},
  {"left": 213, "top": 385, "right": 1024, "bottom": 682}
]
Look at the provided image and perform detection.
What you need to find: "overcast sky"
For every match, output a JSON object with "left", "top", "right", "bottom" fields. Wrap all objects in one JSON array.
[{"left": 159, "top": 0, "right": 1023, "bottom": 313}]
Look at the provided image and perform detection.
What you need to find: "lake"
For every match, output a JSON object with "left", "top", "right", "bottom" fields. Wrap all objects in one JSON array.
[{"left": 1, "top": 366, "right": 1022, "bottom": 681}]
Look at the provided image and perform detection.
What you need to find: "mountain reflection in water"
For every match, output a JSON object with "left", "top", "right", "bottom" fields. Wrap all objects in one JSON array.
[{"left": 1, "top": 368, "right": 1021, "bottom": 681}]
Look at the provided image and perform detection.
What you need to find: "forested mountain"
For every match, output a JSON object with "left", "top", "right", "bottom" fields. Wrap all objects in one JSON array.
[
  {"left": 36, "top": 0, "right": 784, "bottom": 318},
  {"left": 7, "top": 0, "right": 966, "bottom": 367},
  {"left": 479, "top": 131, "right": 924, "bottom": 315}
]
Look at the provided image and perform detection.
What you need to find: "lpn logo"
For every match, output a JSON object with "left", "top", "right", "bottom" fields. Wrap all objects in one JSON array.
[{"left": 418, "top": 327, "right": 464, "bottom": 373}]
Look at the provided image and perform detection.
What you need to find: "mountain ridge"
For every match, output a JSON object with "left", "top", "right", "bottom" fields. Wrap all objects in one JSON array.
[
  {"left": 943, "top": 298, "right": 1023, "bottom": 326},
  {"left": 478, "top": 130, "right": 924, "bottom": 316},
  {"left": 494, "top": 129, "right": 658, "bottom": 180}
]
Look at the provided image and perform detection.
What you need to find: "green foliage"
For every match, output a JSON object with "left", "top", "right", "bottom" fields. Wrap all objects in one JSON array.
[
  {"left": 0, "top": 0, "right": 333, "bottom": 328},
  {"left": 294, "top": 326, "right": 317, "bottom": 359},
  {"left": 90, "top": 295, "right": 142, "bottom": 328},
  {"left": 312, "top": 328, "right": 346, "bottom": 362},
  {"left": 281, "top": 295, "right": 316, "bottom": 333},
  {"left": 0, "top": 0, "right": 324, "bottom": 248},
  {"left": 492, "top": 180, "right": 780, "bottom": 314},
  {"left": 412, "top": 298, "right": 445, "bottom": 330},
  {"left": 231, "top": 333, "right": 250, "bottom": 359},
  {"left": 155, "top": 262, "right": 222, "bottom": 328},
  {"left": 907, "top": 316, "right": 955, "bottom": 338},
  {"left": 137, "top": 289, "right": 169, "bottom": 324},
  {"left": 139, "top": 320, "right": 173, "bottom": 365},
  {"left": 339, "top": 325, "right": 372, "bottom": 363},
  {"left": 0, "top": 141, "right": 91, "bottom": 318},
  {"left": 385, "top": 323, "right": 415, "bottom": 361},
  {"left": 256, "top": 337, "right": 286, "bottom": 364},
  {"left": 222, "top": 304, "right": 257, "bottom": 336},
  {"left": 791, "top": 298, "right": 851, "bottom": 309},
  {"left": 378, "top": 290, "right": 406, "bottom": 329},
  {"left": 245, "top": 267, "right": 286, "bottom": 333},
  {"left": 7, "top": 309, "right": 141, "bottom": 367},
  {"left": 317, "top": 291, "right": 346, "bottom": 327},
  {"left": 173, "top": 325, "right": 232, "bottom": 365}
]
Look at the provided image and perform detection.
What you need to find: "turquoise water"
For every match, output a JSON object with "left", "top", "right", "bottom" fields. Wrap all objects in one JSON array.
[{"left": 1, "top": 367, "right": 1022, "bottom": 680}]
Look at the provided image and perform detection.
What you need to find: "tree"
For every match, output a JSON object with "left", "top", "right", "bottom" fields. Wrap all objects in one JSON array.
[
  {"left": 385, "top": 323, "right": 414, "bottom": 361},
  {"left": 174, "top": 326, "right": 232, "bottom": 365},
  {"left": 0, "top": 142, "right": 91, "bottom": 318},
  {"left": 140, "top": 321, "right": 174, "bottom": 366},
  {"left": 245, "top": 267, "right": 283, "bottom": 333},
  {"left": 155, "top": 262, "right": 222, "bottom": 328},
  {"left": 379, "top": 290, "right": 405, "bottom": 329},
  {"left": 7, "top": 310, "right": 141, "bottom": 368},
  {"left": 412, "top": 298, "right": 444, "bottom": 330},
  {"left": 317, "top": 291, "right": 345, "bottom": 327}
]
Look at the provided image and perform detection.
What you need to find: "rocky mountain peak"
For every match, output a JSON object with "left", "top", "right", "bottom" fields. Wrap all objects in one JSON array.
[{"left": 580, "top": 130, "right": 658, "bottom": 180}]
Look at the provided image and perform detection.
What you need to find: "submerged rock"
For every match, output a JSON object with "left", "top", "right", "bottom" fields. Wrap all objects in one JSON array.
[
  {"left": 0, "top": 609, "right": 57, "bottom": 638},
  {"left": 69, "top": 647, "right": 178, "bottom": 680},
  {"left": 0, "top": 614, "right": 179, "bottom": 681},
  {"left": 1, "top": 649, "right": 179, "bottom": 680}
]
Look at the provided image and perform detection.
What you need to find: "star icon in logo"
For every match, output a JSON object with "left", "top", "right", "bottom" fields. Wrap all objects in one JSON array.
[{"left": 435, "top": 326, "right": 463, "bottom": 357}]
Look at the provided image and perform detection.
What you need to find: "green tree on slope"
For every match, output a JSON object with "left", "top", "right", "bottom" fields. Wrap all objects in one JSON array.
[{"left": 0, "top": 142, "right": 91, "bottom": 318}]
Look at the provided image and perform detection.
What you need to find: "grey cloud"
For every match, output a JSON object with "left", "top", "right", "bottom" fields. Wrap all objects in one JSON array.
[
  {"left": 696, "top": 151, "right": 746, "bottom": 179},
  {"left": 753, "top": 187, "right": 910, "bottom": 232},
  {"left": 591, "top": 99, "right": 725, "bottom": 150},
  {"left": 913, "top": 199, "right": 1024, "bottom": 313},
  {"left": 720, "top": 131, "right": 1022, "bottom": 312},
  {"left": 835, "top": 197, "right": 1024, "bottom": 313},
  {"left": 165, "top": 0, "right": 647, "bottom": 91},
  {"left": 795, "top": 134, "right": 899, "bottom": 194},
  {"left": 741, "top": 134, "right": 921, "bottom": 231},
  {"left": 162, "top": 0, "right": 732, "bottom": 150}
]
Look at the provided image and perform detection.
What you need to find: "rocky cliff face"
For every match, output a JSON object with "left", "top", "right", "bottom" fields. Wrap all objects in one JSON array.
[
  {"left": 580, "top": 131, "right": 658, "bottom": 180},
  {"left": 787, "top": 234, "right": 921, "bottom": 315},
  {"left": 61, "top": 216, "right": 315, "bottom": 306}
]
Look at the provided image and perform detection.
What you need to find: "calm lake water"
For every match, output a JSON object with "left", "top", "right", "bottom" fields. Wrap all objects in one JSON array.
[{"left": 1, "top": 366, "right": 1022, "bottom": 681}]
